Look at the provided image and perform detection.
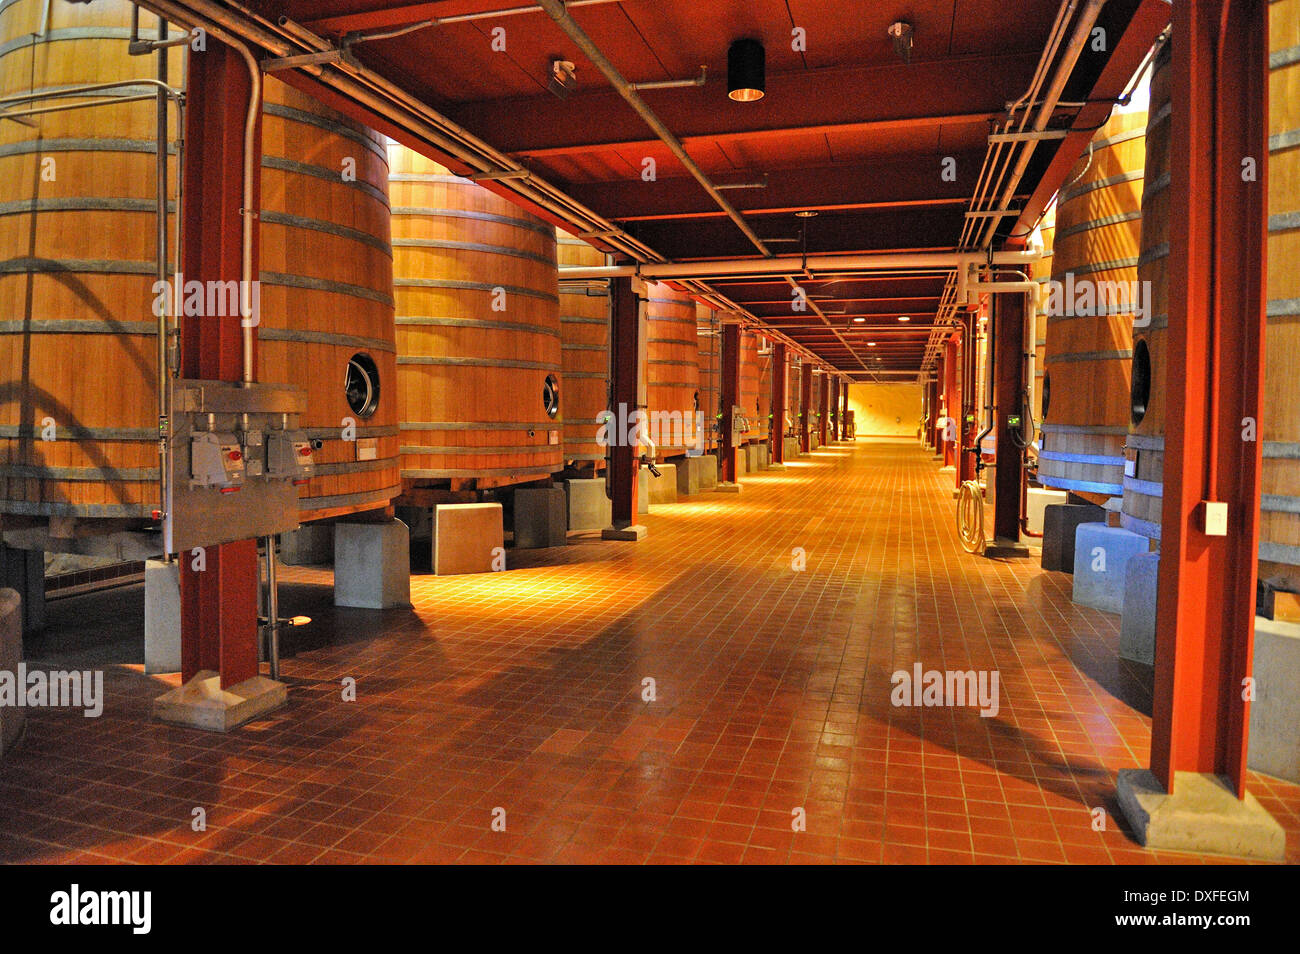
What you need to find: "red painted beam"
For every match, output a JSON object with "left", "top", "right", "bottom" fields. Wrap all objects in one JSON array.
[
  {"left": 608, "top": 276, "right": 641, "bottom": 525},
  {"left": 770, "top": 343, "right": 787, "bottom": 464},
  {"left": 943, "top": 336, "right": 960, "bottom": 468},
  {"left": 178, "top": 42, "right": 261, "bottom": 689},
  {"left": 1150, "top": 0, "right": 1267, "bottom": 797},
  {"left": 799, "top": 364, "right": 813, "bottom": 454},
  {"left": 441, "top": 52, "right": 1041, "bottom": 155},
  {"left": 993, "top": 292, "right": 1027, "bottom": 540},
  {"left": 817, "top": 374, "right": 830, "bottom": 446},
  {"left": 720, "top": 323, "right": 740, "bottom": 483}
]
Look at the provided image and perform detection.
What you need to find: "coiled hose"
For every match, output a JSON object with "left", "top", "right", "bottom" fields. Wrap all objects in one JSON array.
[{"left": 957, "top": 480, "right": 986, "bottom": 555}]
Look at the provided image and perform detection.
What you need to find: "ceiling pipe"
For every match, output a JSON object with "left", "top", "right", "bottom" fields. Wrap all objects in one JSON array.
[
  {"left": 559, "top": 249, "right": 1040, "bottom": 282},
  {"left": 976, "top": 0, "right": 1107, "bottom": 249},
  {"left": 532, "top": 0, "right": 772, "bottom": 258}
]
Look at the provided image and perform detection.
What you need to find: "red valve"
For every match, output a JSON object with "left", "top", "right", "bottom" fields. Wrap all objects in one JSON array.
[
  {"left": 228, "top": 450, "right": 242, "bottom": 462},
  {"left": 298, "top": 447, "right": 311, "bottom": 457}
]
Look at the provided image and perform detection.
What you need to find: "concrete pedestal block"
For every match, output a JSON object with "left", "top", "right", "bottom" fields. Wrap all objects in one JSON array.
[
  {"left": 1248, "top": 616, "right": 1300, "bottom": 784},
  {"left": 784, "top": 437, "right": 800, "bottom": 460},
  {"left": 1119, "top": 552, "right": 1159, "bottom": 665},
  {"left": 759, "top": 443, "right": 770, "bottom": 469},
  {"left": 1026, "top": 488, "right": 1068, "bottom": 537},
  {"left": 1041, "top": 502, "right": 1106, "bottom": 572},
  {"left": 601, "top": 524, "right": 647, "bottom": 541},
  {"left": 697, "top": 454, "right": 718, "bottom": 490},
  {"left": 676, "top": 457, "right": 701, "bottom": 496},
  {"left": 1117, "top": 769, "right": 1284, "bottom": 860},
  {"left": 734, "top": 451, "right": 747, "bottom": 478},
  {"left": 153, "top": 669, "right": 287, "bottom": 733},
  {"left": 280, "top": 523, "right": 334, "bottom": 565},
  {"left": 431, "top": 505, "right": 501, "bottom": 577},
  {"left": 1072, "top": 524, "right": 1147, "bottom": 614},
  {"left": 811, "top": 434, "right": 820, "bottom": 450},
  {"left": 1, "top": 545, "right": 43, "bottom": 636},
  {"left": 642, "top": 464, "right": 677, "bottom": 504},
  {"left": 565, "top": 478, "right": 611, "bottom": 532},
  {"left": 0, "top": 588, "right": 24, "bottom": 756},
  {"left": 514, "top": 487, "right": 567, "bottom": 549},
  {"left": 335, "top": 519, "right": 412, "bottom": 604},
  {"left": 144, "top": 559, "right": 182, "bottom": 675},
  {"left": 743, "top": 443, "right": 761, "bottom": 473}
]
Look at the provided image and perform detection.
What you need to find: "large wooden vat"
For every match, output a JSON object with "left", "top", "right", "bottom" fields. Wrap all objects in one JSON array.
[
  {"left": 0, "top": 1, "right": 399, "bottom": 523},
  {"left": 696, "top": 303, "right": 720, "bottom": 452},
  {"left": 389, "top": 148, "right": 562, "bottom": 488},
  {"left": 259, "top": 79, "right": 400, "bottom": 521},
  {"left": 1039, "top": 102, "right": 1146, "bottom": 499},
  {"left": 1124, "top": 19, "right": 1300, "bottom": 592},
  {"left": 556, "top": 229, "right": 608, "bottom": 471},
  {"left": 644, "top": 282, "right": 701, "bottom": 457}
]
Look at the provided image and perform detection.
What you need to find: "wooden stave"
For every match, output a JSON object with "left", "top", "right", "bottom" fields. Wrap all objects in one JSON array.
[{"left": 644, "top": 281, "right": 701, "bottom": 458}]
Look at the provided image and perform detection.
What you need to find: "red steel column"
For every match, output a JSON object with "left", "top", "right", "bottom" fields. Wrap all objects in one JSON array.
[
  {"left": 720, "top": 322, "right": 740, "bottom": 483},
  {"left": 799, "top": 363, "right": 813, "bottom": 453},
  {"left": 1150, "top": 0, "right": 1267, "bottom": 796},
  {"left": 817, "top": 372, "right": 830, "bottom": 446},
  {"left": 993, "top": 291, "right": 1027, "bottom": 540},
  {"left": 958, "top": 310, "right": 979, "bottom": 488},
  {"left": 927, "top": 375, "right": 940, "bottom": 450},
  {"left": 942, "top": 335, "right": 960, "bottom": 468},
  {"left": 828, "top": 377, "right": 840, "bottom": 441},
  {"left": 178, "top": 43, "right": 260, "bottom": 688},
  {"left": 607, "top": 276, "right": 641, "bottom": 527},
  {"left": 770, "top": 343, "right": 787, "bottom": 464}
]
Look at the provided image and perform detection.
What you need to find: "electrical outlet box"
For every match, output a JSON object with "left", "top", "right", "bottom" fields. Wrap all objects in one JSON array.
[
  {"left": 266, "top": 430, "right": 314, "bottom": 482},
  {"left": 1202, "top": 500, "right": 1229, "bottom": 536},
  {"left": 190, "top": 432, "right": 244, "bottom": 489}
]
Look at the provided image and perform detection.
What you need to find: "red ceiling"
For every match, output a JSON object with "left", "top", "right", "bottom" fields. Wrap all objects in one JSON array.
[{"left": 225, "top": 0, "right": 1169, "bottom": 376}]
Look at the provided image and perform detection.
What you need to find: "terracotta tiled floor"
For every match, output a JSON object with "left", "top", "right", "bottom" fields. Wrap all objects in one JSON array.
[{"left": 3, "top": 438, "right": 1298, "bottom": 864}]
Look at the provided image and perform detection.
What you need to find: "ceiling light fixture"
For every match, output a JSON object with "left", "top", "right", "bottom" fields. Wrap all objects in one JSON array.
[
  {"left": 853, "top": 317, "right": 866, "bottom": 323},
  {"left": 867, "top": 341, "right": 878, "bottom": 347},
  {"left": 548, "top": 59, "right": 577, "bottom": 98},
  {"left": 794, "top": 210, "right": 818, "bottom": 218},
  {"left": 898, "top": 315, "right": 911, "bottom": 322},
  {"left": 728, "top": 38, "right": 765, "bottom": 102}
]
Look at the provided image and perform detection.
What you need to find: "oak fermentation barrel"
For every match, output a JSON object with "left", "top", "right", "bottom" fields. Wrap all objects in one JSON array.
[
  {"left": 757, "top": 338, "right": 772, "bottom": 447},
  {"left": 644, "top": 281, "right": 700, "bottom": 457},
  {"left": 556, "top": 229, "right": 609, "bottom": 471},
  {"left": 1039, "top": 99, "right": 1147, "bottom": 500},
  {"left": 1259, "top": 0, "right": 1300, "bottom": 591},
  {"left": 0, "top": 2, "right": 400, "bottom": 523},
  {"left": 696, "top": 303, "right": 720, "bottom": 451},
  {"left": 259, "top": 78, "right": 400, "bottom": 521},
  {"left": 1121, "top": 42, "right": 1169, "bottom": 539},
  {"left": 389, "top": 148, "right": 562, "bottom": 488}
]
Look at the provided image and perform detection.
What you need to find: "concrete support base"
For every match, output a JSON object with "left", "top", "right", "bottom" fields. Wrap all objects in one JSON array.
[
  {"left": 144, "top": 559, "right": 182, "bottom": 675},
  {"left": 697, "top": 454, "right": 718, "bottom": 490},
  {"left": 1041, "top": 502, "right": 1106, "bottom": 573},
  {"left": 153, "top": 669, "right": 288, "bottom": 733},
  {"left": 565, "top": 478, "right": 611, "bottom": 531},
  {"left": 759, "top": 443, "right": 770, "bottom": 469},
  {"left": 432, "top": 505, "right": 501, "bottom": 577},
  {"left": 1248, "top": 616, "right": 1300, "bottom": 784},
  {"left": 1072, "top": 524, "right": 1147, "bottom": 615},
  {"left": 0, "top": 588, "right": 24, "bottom": 756},
  {"left": 642, "top": 463, "right": 678, "bottom": 504},
  {"left": 601, "top": 524, "right": 647, "bottom": 541},
  {"left": 1026, "top": 488, "right": 1068, "bottom": 536},
  {"left": 783, "top": 437, "right": 800, "bottom": 460},
  {"left": 743, "top": 443, "right": 761, "bottom": 473},
  {"left": 0, "top": 545, "right": 44, "bottom": 636},
  {"left": 1117, "top": 769, "right": 1285, "bottom": 860},
  {"left": 335, "top": 519, "right": 412, "bottom": 605},
  {"left": 734, "top": 451, "right": 747, "bottom": 478},
  {"left": 715, "top": 481, "right": 742, "bottom": 494},
  {"left": 513, "top": 487, "right": 567, "bottom": 549},
  {"left": 767, "top": 462, "right": 786, "bottom": 471},
  {"left": 1119, "top": 551, "right": 1160, "bottom": 665},
  {"left": 676, "top": 457, "right": 701, "bottom": 496},
  {"left": 279, "top": 522, "right": 334, "bottom": 565}
]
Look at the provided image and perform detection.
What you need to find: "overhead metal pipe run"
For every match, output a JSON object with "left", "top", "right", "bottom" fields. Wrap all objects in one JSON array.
[{"left": 559, "top": 250, "right": 1040, "bottom": 282}]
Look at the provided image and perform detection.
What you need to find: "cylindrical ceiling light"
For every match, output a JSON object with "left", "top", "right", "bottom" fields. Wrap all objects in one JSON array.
[{"left": 728, "top": 38, "right": 765, "bottom": 102}]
